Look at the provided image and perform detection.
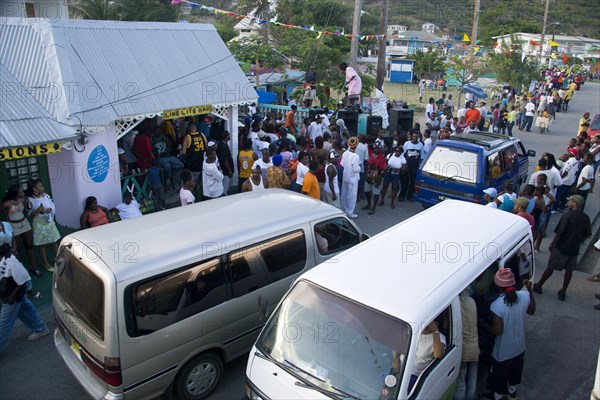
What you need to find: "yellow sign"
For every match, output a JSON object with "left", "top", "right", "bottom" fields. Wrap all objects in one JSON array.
[
  {"left": 0, "top": 142, "right": 62, "bottom": 161},
  {"left": 163, "top": 104, "right": 213, "bottom": 120}
]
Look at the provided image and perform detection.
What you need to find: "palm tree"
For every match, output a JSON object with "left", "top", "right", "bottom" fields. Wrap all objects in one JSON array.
[
  {"left": 70, "top": 0, "right": 178, "bottom": 22},
  {"left": 70, "top": 0, "right": 120, "bottom": 20}
]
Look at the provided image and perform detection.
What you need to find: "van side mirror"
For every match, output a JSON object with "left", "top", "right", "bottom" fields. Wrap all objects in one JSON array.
[{"left": 527, "top": 150, "right": 536, "bottom": 157}]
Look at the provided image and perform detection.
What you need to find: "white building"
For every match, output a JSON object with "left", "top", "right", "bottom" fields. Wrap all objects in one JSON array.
[
  {"left": 232, "top": 12, "right": 261, "bottom": 41},
  {"left": 493, "top": 32, "right": 600, "bottom": 63},
  {"left": 1, "top": 18, "right": 257, "bottom": 228},
  {"left": 421, "top": 22, "right": 436, "bottom": 33},
  {"left": 387, "top": 24, "right": 407, "bottom": 36}
]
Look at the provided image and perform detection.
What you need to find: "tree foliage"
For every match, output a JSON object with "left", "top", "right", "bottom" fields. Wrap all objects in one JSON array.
[
  {"left": 71, "top": 0, "right": 178, "bottom": 21},
  {"left": 486, "top": 38, "right": 539, "bottom": 92},
  {"left": 445, "top": 55, "right": 488, "bottom": 106},
  {"left": 227, "top": 37, "right": 286, "bottom": 69},
  {"left": 413, "top": 47, "right": 446, "bottom": 80}
]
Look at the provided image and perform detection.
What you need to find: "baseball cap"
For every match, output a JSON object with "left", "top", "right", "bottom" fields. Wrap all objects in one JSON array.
[
  {"left": 515, "top": 197, "right": 529, "bottom": 208},
  {"left": 483, "top": 187, "right": 497, "bottom": 198},
  {"left": 567, "top": 195, "right": 585, "bottom": 208}
]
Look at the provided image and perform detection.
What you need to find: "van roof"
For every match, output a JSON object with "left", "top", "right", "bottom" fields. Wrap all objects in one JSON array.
[
  {"left": 443, "top": 132, "right": 517, "bottom": 150},
  {"left": 300, "top": 200, "right": 531, "bottom": 326},
  {"left": 65, "top": 190, "right": 342, "bottom": 282}
]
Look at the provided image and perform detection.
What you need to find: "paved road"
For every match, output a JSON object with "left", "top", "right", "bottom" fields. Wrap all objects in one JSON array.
[{"left": 1, "top": 82, "right": 598, "bottom": 400}]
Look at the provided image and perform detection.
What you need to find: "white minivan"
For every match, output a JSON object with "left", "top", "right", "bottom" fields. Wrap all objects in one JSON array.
[
  {"left": 52, "top": 190, "right": 367, "bottom": 400},
  {"left": 245, "top": 200, "right": 535, "bottom": 400}
]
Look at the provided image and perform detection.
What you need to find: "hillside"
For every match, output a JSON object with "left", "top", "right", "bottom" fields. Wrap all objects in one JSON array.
[{"left": 364, "top": 0, "right": 600, "bottom": 45}]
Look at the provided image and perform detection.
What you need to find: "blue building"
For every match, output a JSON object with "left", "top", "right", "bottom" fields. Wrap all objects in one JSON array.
[{"left": 389, "top": 59, "right": 415, "bottom": 83}]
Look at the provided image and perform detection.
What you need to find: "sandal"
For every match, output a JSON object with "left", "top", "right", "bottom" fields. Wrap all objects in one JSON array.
[
  {"left": 31, "top": 269, "right": 43, "bottom": 278},
  {"left": 587, "top": 274, "right": 600, "bottom": 283},
  {"left": 42, "top": 263, "right": 54, "bottom": 272},
  {"left": 29, "top": 291, "right": 43, "bottom": 299}
]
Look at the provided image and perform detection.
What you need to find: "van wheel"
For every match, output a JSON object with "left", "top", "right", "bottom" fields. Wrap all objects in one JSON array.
[{"left": 174, "top": 353, "right": 223, "bottom": 400}]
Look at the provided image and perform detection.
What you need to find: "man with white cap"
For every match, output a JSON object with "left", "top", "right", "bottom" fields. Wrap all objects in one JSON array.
[
  {"left": 483, "top": 187, "right": 498, "bottom": 208},
  {"left": 481, "top": 268, "right": 535, "bottom": 400},
  {"left": 340, "top": 137, "right": 361, "bottom": 218}
]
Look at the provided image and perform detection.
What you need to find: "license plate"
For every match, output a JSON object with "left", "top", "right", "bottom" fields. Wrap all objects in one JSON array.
[
  {"left": 438, "top": 195, "right": 451, "bottom": 201},
  {"left": 71, "top": 339, "right": 82, "bottom": 360}
]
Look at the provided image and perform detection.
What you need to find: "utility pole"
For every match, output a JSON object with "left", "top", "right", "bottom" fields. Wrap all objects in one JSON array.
[
  {"left": 349, "top": 0, "right": 362, "bottom": 68},
  {"left": 376, "top": 0, "right": 389, "bottom": 90},
  {"left": 471, "top": 0, "right": 480, "bottom": 51},
  {"left": 538, "top": 0, "right": 551, "bottom": 66}
]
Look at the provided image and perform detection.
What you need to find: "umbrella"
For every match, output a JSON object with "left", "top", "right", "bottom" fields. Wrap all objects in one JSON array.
[{"left": 461, "top": 84, "right": 488, "bottom": 98}]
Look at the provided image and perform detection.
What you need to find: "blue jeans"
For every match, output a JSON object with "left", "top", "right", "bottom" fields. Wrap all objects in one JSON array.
[
  {"left": 520, "top": 116, "right": 533, "bottom": 131},
  {"left": 0, "top": 296, "right": 47, "bottom": 351},
  {"left": 454, "top": 361, "right": 478, "bottom": 400},
  {"left": 157, "top": 156, "right": 183, "bottom": 179}
]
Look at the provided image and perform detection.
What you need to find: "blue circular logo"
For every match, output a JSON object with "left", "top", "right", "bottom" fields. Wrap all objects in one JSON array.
[{"left": 87, "top": 145, "right": 110, "bottom": 183}]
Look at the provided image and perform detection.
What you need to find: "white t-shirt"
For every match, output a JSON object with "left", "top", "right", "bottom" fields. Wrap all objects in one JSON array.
[
  {"left": 115, "top": 200, "right": 142, "bottom": 220},
  {"left": 0, "top": 254, "right": 30, "bottom": 286},
  {"left": 577, "top": 164, "right": 594, "bottom": 190},
  {"left": 457, "top": 107, "right": 467, "bottom": 119},
  {"left": 412, "top": 332, "right": 447, "bottom": 375},
  {"left": 0, "top": 222, "right": 13, "bottom": 246},
  {"left": 525, "top": 102, "right": 536, "bottom": 117},
  {"left": 296, "top": 162, "right": 309, "bottom": 185},
  {"left": 561, "top": 157, "right": 579, "bottom": 186},
  {"left": 426, "top": 103, "right": 435, "bottom": 119},
  {"left": 340, "top": 151, "right": 360, "bottom": 183},
  {"left": 253, "top": 158, "right": 273, "bottom": 176},
  {"left": 423, "top": 138, "right": 433, "bottom": 155},
  {"left": 180, "top": 188, "right": 195, "bottom": 206},
  {"left": 386, "top": 154, "right": 406, "bottom": 170},
  {"left": 485, "top": 201, "right": 498, "bottom": 209},
  {"left": 308, "top": 122, "right": 324, "bottom": 143}
]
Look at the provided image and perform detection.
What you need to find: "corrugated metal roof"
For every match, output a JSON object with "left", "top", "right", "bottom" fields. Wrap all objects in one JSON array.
[
  {"left": 0, "top": 64, "right": 77, "bottom": 147},
  {"left": 1, "top": 18, "right": 257, "bottom": 129}
]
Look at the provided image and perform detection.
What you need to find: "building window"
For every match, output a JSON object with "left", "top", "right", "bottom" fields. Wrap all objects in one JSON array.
[{"left": 25, "top": 3, "right": 35, "bottom": 18}]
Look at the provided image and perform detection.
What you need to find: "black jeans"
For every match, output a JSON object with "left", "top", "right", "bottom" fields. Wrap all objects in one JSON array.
[{"left": 400, "top": 171, "right": 417, "bottom": 199}]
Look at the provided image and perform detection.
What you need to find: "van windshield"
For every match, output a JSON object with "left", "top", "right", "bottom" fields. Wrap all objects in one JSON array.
[
  {"left": 55, "top": 247, "right": 104, "bottom": 339},
  {"left": 422, "top": 146, "right": 478, "bottom": 184},
  {"left": 256, "top": 281, "right": 411, "bottom": 400}
]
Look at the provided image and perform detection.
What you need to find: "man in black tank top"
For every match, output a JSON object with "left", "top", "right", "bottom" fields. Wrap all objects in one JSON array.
[{"left": 182, "top": 124, "right": 207, "bottom": 198}]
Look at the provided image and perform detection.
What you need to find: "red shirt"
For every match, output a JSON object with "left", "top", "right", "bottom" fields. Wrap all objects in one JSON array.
[
  {"left": 368, "top": 152, "right": 387, "bottom": 171},
  {"left": 517, "top": 212, "right": 535, "bottom": 235},
  {"left": 133, "top": 134, "right": 153, "bottom": 170}
]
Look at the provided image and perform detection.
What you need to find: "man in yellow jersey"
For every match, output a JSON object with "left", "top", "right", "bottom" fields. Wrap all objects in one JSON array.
[
  {"left": 182, "top": 123, "right": 207, "bottom": 199},
  {"left": 237, "top": 138, "right": 257, "bottom": 193}
]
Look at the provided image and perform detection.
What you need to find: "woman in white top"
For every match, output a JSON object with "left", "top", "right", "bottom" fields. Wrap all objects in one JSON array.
[
  {"left": 295, "top": 151, "right": 310, "bottom": 193},
  {"left": 26, "top": 180, "right": 60, "bottom": 272},
  {"left": 180, "top": 169, "right": 196, "bottom": 206},
  {"left": 379, "top": 146, "right": 407, "bottom": 209}
]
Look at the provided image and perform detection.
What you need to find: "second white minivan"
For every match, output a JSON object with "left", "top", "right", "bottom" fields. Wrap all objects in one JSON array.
[{"left": 245, "top": 200, "right": 535, "bottom": 399}]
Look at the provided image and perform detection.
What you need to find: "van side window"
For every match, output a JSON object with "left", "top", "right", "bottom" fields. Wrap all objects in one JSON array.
[
  {"left": 314, "top": 218, "right": 360, "bottom": 255},
  {"left": 517, "top": 141, "right": 526, "bottom": 158},
  {"left": 229, "top": 231, "right": 307, "bottom": 296},
  {"left": 501, "top": 147, "right": 516, "bottom": 171},
  {"left": 131, "top": 258, "right": 226, "bottom": 336},
  {"left": 230, "top": 247, "right": 268, "bottom": 297},
  {"left": 260, "top": 231, "right": 307, "bottom": 282},
  {"left": 487, "top": 153, "right": 501, "bottom": 179}
]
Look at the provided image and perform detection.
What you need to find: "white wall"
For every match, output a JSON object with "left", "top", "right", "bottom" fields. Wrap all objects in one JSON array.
[{"left": 48, "top": 124, "right": 122, "bottom": 229}]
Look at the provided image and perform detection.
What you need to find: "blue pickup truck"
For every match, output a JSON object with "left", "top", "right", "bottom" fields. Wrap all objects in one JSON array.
[{"left": 415, "top": 132, "right": 536, "bottom": 207}]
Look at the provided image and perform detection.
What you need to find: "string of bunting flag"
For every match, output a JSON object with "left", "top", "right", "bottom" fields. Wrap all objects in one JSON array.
[{"left": 170, "top": 0, "right": 473, "bottom": 42}]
